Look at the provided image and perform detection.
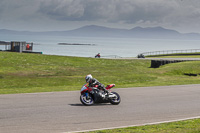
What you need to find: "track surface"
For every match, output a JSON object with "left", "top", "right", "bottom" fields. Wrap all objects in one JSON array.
[{"left": 1, "top": 84, "right": 200, "bottom": 133}]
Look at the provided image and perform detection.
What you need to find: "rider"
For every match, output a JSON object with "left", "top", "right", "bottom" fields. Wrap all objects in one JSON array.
[
  {"left": 97, "top": 53, "right": 100, "bottom": 58},
  {"left": 85, "top": 74, "right": 109, "bottom": 95}
]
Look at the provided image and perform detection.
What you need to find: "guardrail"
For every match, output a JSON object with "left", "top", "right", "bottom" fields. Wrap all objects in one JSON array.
[
  {"left": 100, "top": 55, "right": 122, "bottom": 58},
  {"left": 139, "top": 49, "right": 200, "bottom": 57}
]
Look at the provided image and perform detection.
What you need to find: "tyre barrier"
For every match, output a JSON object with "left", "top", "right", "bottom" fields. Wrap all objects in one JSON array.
[
  {"left": 184, "top": 73, "right": 198, "bottom": 76},
  {"left": 150, "top": 60, "right": 186, "bottom": 68}
]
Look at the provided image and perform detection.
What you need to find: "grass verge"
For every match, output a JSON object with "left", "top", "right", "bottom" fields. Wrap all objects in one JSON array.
[
  {"left": 85, "top": 118, "right": 200, "bottom": 133},
  {"left": 1, "top": 52, "right": 200, "bottom": 94}
]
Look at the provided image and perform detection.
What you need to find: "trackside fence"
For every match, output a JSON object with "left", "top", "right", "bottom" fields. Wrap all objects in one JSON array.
[{"left": 140, "top": 49, "right": 200, "bottom": 57}]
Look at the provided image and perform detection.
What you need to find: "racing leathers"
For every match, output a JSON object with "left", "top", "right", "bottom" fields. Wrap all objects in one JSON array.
[{"left": 88, "top": 78, "right": 109, "bottom": 94}]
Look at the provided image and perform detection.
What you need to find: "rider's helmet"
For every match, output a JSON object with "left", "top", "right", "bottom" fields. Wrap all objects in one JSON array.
[{"left": 85, "top": 74, "right": 92, "bottom": 83}]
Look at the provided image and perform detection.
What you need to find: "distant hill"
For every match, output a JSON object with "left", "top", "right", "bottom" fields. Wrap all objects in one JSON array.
[{"left": 0, "top": 25, "right": 200, "bottom": 39}]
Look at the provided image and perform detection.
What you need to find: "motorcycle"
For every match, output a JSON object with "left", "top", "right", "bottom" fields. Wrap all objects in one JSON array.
[
  {"left": 95, "top": 53, "right": 100, "bottom": 58},
  {"left": 80, "top": 84, "right": 121, "bottom": 106}
]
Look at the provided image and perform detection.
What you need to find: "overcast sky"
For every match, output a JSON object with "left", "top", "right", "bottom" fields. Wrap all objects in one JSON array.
[{"left": 0, "top": 0, "right": 200, "bottom": 33}]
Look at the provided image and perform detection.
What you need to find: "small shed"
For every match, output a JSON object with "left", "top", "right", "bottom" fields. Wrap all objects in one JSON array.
[{"left": 10, "top": 41, "right": 33, "bottom": 53}]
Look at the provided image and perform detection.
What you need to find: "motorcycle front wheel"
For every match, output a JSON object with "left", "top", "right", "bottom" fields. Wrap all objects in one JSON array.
[
  {"left": 109, "top": 92, "right": 121, "bottom": 105},
  {"left": 80, "top": 93, "right": 94, "bottom": 106}
]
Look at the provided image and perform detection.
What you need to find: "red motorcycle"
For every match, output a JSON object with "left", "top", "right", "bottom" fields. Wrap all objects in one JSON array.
[{"left": 80, "top": 84, "right": 121, "bottom": 106}]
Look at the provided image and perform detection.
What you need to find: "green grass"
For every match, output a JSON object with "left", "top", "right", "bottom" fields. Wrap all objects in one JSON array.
[
  {"left": 1, "top": 52, "right": 200, "bottom": 94},
  {"left": 86, "top": 118, "right": 200, "bottom": 133}
]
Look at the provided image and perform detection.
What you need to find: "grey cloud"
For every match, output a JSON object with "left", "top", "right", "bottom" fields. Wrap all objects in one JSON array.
[
  {"left": 37, "top": 0, "right": 179, "bottom": 23},
  {"left": 37, "top": 0, "right": 200, "bottom": 31},
  {"left": 0, "top": 0, "right": 40, "bottom": 20},
  {"left": 1, "top": 0, "right": 200, "bottom": 24},
  {"left": 1, "top": 0, "right": 200, "bottom": 32},
  {"left": 38, "top": 0, "right": 85, "bottom": 20}
]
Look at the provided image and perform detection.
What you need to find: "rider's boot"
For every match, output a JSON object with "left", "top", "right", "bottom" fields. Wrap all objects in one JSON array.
[{"left": 104, "top": 89, "right": 110, "bottom": 97}]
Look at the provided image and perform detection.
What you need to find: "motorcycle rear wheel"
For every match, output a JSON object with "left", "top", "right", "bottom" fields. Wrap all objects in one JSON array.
[
  {"left": 80, "top": 93, "right": 94, "bottom": 106},
  {"left": 109, "top": 92, "right": 121, "bottom": 105}
]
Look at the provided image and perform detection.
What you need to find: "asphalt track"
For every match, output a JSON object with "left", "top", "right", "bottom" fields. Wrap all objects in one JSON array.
[{"left": 1, "top": 84, "right": 200, "bottom": 133}]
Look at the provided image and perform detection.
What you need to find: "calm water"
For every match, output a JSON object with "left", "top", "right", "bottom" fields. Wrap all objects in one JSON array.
[{"left": 0, "top": 34, "right": 200, "bottom": 57}]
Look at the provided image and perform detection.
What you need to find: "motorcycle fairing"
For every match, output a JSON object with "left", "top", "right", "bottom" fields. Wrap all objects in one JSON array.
[
  {"left": 106, "top": 84, "right": 115, "bottom": 90},
  {"left": 81, "top": 84, "right": 92, "bottom": 94}
]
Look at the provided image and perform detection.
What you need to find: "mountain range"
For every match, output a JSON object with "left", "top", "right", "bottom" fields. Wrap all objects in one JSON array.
[{"left": 0, "top": 25, "right": 200, "bottom": 40}]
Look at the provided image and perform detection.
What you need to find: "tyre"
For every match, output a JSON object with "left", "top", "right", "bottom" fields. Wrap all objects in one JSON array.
[
  {"left": 109, "top": 92, "right": 121, "bottom": 105},
  {"left": 80, "top": 93, "right": 94, "bottom": 106}
]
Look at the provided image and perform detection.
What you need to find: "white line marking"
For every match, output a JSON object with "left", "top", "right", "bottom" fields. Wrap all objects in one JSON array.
[{"left": 66, "top": 116, "right": 200, "bottom": 133}]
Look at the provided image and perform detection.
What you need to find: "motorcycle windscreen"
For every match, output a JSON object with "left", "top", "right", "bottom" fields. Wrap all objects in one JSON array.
[{"left": 81, "top": 85, "right": 88, "bottom": 92}]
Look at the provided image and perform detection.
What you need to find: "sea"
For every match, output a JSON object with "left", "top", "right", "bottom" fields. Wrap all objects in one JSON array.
[{"left": 0, "top": 34, "right": 200, "bottom": 58}]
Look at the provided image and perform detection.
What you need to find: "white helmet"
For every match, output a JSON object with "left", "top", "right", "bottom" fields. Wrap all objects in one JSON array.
[{"left": 85, "top": 74, "right": 92, "bottom": 83}]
